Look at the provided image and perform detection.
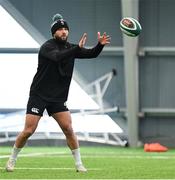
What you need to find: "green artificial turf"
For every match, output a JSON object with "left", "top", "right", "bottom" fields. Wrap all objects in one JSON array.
[{"left": 0, "top": 146, "right": 175, "bottom": 179}]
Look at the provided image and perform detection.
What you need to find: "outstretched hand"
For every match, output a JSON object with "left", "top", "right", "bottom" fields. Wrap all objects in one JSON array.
[
  {"left": 79, "top": 32, "right": 110, "bottom": 48},
  {"left": 98, "top": 32, "right": 111, "bottom": 45},
  {"left": 79, "top": 33, "right": 87, "bottom": 48}
]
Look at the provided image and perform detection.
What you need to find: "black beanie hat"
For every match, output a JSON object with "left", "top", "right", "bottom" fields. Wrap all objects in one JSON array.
[{"left": 51, "top": 14, "right": 69, "bottom": 36}]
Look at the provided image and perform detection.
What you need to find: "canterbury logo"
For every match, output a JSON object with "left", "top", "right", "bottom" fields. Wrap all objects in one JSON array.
[{"left": 31, "top": 108, "right": 39, "bottom": 114}]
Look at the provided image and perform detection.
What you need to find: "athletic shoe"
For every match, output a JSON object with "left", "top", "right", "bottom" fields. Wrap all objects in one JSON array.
[
  {"left": 6, "top": 159, "right": 16, "bottom": 172},
  {"left": 76, "top": 164, "right": 87, "bottom": 172}
]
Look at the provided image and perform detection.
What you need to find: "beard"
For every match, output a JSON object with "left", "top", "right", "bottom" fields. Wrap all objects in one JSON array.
[{"left": 55, "top": 35, "right": 68, "bottom": 43}]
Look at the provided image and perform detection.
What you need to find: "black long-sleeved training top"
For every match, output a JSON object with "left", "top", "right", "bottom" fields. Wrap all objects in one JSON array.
[{"left": 29, "top": 38, "right": 104, "bottom": 102}]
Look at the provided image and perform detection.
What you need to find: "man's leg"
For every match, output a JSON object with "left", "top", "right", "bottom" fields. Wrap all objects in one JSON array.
[
  {"left": 52, "top": 111, "right": 87, "bottom": 172},
  {"left": 6, "top": 114, "right": 41, "bottom": 172}
]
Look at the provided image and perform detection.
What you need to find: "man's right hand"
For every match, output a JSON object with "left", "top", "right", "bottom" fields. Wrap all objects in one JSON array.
[{"left": 79, "top": 33, "right": 87, "bottom": 48}]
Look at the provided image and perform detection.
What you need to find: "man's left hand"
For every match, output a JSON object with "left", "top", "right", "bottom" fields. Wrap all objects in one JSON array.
[{"left": 98, "top": 32, "right": 111, "bottom": 45}]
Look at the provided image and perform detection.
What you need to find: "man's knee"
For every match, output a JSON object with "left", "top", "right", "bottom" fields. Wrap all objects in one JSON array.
[
  {"left": 22, "top": 129, "right": 35, "bottom": 138},
  {"left": 63, "top": 125, "right": 74, "bottom": 136}
]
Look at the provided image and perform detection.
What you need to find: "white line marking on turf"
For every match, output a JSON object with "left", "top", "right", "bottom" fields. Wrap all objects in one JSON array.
[
  {"left": 0, "top": 166, "right": 101, "bottom": 170},
  {"left": 1, "top": 152, "right": 175, "bottom": 160},
  {"left": 0, "top": 151, "right": 67, "bottom": 159}
]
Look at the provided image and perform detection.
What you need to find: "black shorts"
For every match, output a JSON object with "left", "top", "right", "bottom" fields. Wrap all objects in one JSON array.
[{"left": 26, "top": 95, "right": 69, "bottom": 116}]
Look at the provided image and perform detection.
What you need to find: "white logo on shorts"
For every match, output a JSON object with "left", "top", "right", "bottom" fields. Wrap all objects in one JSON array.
[
  {"left": 64, "top": 102, "right": 67, "bottom": 107},
  {"left": 31, "top": 108, "right": 39, "bottom": 114}
]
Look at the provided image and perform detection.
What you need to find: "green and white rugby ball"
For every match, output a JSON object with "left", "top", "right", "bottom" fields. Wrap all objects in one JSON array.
[{"left": 120, "top": 17, "right": 142, "bottom": 37}]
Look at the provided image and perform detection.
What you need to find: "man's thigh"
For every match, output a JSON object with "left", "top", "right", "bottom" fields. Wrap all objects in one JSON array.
[
  {"left": 24, "top": 114, "right": 41, "bottom": 131},
  {"left": 52, "top": 111, "right": 72, "bottom": 129}
]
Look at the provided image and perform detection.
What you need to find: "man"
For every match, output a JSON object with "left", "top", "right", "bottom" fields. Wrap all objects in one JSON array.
[{"left": 6, "top": 14, "right": 110, "bottom": 172}]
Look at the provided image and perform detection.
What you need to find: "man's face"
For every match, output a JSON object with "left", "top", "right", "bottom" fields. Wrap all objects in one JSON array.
[{"left": 54, "top": 28, "right": 69, "bottom": 42}]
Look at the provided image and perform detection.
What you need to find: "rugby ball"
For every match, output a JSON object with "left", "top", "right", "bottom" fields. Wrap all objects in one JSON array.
[{"left": 120, "top": 17, "right": 142, "bottom": 37}]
